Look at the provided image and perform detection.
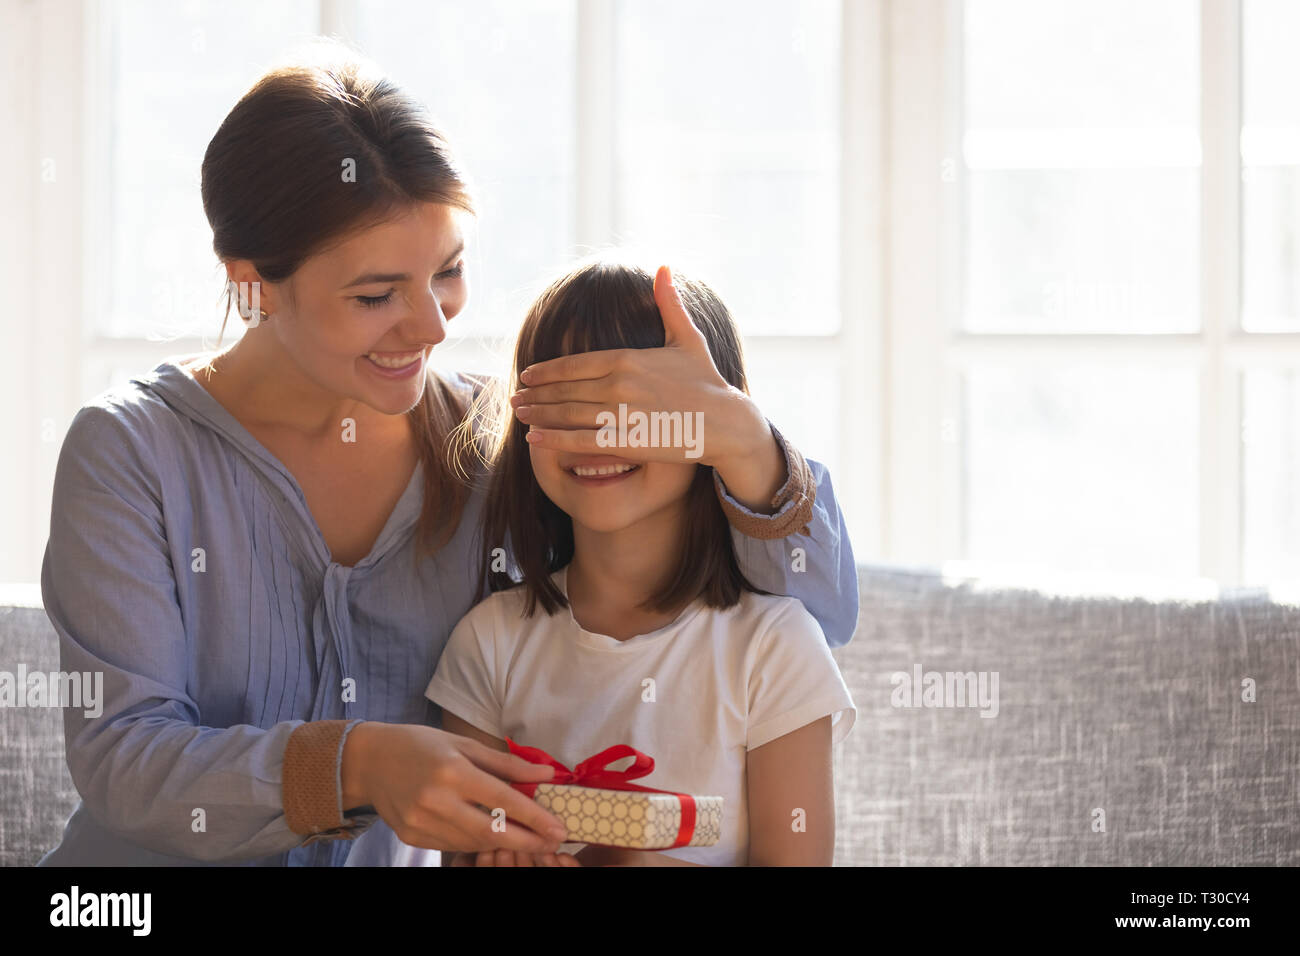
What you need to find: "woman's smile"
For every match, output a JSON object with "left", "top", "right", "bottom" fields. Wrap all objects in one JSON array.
[{"left": 363, "top": 348, "right": 425, "bottom": 377}]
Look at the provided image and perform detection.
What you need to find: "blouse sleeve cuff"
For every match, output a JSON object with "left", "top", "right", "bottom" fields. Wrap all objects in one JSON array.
[
  {"left": 282, "top": 718, "right": 369, "bottom": 843},
  {"left": 713, "top": 421, "right": 816, "bottom": 540}
]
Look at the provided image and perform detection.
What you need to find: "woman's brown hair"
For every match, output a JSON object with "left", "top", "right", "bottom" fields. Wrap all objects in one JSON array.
[
  {"left": 464, "top": 257, "right": 766, "bottom": 617},
  {"left": 200, "top": 43, "right": 476, "bottom": 556}
]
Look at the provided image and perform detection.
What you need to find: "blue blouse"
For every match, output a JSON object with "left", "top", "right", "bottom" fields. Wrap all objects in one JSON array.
[{"left": 36, "top": 358, "right": 858, "bottom": 866}]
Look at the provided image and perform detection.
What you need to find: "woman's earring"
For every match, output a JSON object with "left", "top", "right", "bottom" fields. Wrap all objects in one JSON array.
[{"left": 241, "top": 307, "right": 271, "bottom": 328}]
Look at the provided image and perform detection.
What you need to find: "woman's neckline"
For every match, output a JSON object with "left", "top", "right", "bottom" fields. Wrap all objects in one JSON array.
[
  {"left": 162, "top": 352, "right": 299, "bottom": 474},
  {"left": 157, "top": 352, "right": 425, "bottom": 570}
]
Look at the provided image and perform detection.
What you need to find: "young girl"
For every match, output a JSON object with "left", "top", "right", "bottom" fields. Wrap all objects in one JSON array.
[{"left": 413, "top": 257, "right": 857, "bottom": 867}]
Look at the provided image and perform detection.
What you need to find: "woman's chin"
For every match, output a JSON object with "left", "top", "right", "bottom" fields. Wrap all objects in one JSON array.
[
  {"left": 355, "top": 373, "right": 426, "bottom": 415},
  {"left": 345, "top": 391, "right": 412, "bottom": 420}
]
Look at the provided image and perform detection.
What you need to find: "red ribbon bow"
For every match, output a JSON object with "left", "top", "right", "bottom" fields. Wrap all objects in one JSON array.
[{"left": 506, "top": 738, "right": 697, "bottom": 849}]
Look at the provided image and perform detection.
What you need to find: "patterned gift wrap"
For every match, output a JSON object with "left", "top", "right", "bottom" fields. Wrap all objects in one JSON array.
[{"left": 531, "top": 782, "right": 723, "bottom": 849}]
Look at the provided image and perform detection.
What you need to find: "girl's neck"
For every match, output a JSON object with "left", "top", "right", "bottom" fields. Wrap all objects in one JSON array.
[{"left": 565, "top": 504, "right": 690, "bottom": 641}]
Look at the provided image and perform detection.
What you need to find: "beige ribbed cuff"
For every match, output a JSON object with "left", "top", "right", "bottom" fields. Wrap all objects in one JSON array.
[
  {"left": 283, "top": 718, "right": 366, "bottom": 843},
  {"left": 714, "top": 423, "right": 815, "bottom": 540}
]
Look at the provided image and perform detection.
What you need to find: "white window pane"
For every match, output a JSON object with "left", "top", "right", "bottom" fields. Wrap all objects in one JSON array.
[
  {"left": 1242, "top": 0, "right": 1300, "bottom": 332},
  {"left": 1243, "top": 371, "right": 1300, "bottom": 586},
  {"left": 964, "top": 0, "right": 1198, "bottom": 130},
  {"left": 353, "top": 0, "right": 576, "bottom": 338},
  {"left": 964, "top": 365, "right": 1199, "bottom": 577},
  {"left": 966, "top": 170, "right": 1199, "bottom": 332},
  {"left": 613, "top": 0, "right": 841, "bottom": 336},
  {"left": 962, "top": 0, "right": 1200, "bottom": 333},
  {"left": 105, "top": 0, "right": 319, "bottom": 339},
  {"left": 744, "top": 359, "right": 840, "bottom": 482}
]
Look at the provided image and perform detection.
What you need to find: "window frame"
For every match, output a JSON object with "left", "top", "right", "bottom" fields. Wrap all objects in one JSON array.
[
  {"left": 70, "top": 0, "right": 884, "bottom": 571},
  {"left": 888, "top": 0, "right": 1300, "bottom": 588},
  {"left": 11, "top": 0, "right": 1296, "bottom": 589}
]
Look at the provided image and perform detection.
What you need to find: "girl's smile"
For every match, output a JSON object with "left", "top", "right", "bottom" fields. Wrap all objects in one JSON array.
[{"left": 562, "top": 455, "right": 642, "bottom": 485}]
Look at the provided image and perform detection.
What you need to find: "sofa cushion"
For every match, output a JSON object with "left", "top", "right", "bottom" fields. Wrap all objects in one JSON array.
[
  {"left": 4, "top": 566, "right": 1298, "bottom": 865},
  {"left": 831, "top": 564, "right": 1300, "bottom": 865}
]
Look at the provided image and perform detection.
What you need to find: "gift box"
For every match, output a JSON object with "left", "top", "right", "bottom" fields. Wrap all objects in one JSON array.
[{"left": 506, "top": 738, "right": 723, "bottom": 850}]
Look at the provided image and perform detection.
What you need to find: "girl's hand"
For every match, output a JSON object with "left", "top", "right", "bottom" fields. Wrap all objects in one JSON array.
[
  {"left": 509, "top": 265, "right": 787, "bottom": 513},
  {"left": 341, "top": 722, "right": 570, "bottom": 855},
  {"left": 449, "top": 849, "right": 583, "bottom": 867}
]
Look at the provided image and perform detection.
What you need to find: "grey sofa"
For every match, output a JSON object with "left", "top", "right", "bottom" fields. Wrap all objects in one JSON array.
[{"left": 3, "top": 566, "right": 1297, "bottom": 866}]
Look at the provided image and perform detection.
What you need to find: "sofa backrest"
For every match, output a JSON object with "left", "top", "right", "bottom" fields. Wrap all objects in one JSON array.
[
  {"left": 832, "top": 565, "right": 1300, "bottom": 865},
  {"left": 0, "top": 597, "right": 78, "bottom": 866},
  {"left": 3, "top": 566, "right": 1298, "bottom": 865}
]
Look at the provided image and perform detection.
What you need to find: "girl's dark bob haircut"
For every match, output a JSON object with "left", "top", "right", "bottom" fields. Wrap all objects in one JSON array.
[{"left": 463, "top": 256, "right": 766, "bottom": 618}]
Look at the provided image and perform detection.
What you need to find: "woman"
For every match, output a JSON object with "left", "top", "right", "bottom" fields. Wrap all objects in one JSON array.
[{"left": 37, "top": 48, "right": 858, "bottom": 866}]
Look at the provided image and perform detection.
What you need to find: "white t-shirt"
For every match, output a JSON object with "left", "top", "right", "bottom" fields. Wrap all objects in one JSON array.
[{"left": 423, "top": 567, "right": 857, "bottom": 866}]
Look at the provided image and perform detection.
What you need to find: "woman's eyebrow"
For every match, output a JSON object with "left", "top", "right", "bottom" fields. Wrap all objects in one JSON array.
[
  {"left": 341, "top": 240, "right": 466, "bottom": 288},
  {"left": 342, "top": 271, "right": 408, "bottom": 287}
]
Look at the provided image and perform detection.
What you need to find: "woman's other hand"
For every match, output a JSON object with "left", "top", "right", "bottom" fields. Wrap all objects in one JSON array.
[{"left": 341, "top": 721, "right": 569, "bottom": 855}]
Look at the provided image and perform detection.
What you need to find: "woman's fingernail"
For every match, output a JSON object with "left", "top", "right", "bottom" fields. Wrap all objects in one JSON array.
[
  {"left": 525, "top": 429, "right": 543, "bottom": 443},
  {"left": 520, "top": 367, "right": 534, "bottom": 384},
  {"left": 514, "top": 405, "right": 531, "bottom": 421}
]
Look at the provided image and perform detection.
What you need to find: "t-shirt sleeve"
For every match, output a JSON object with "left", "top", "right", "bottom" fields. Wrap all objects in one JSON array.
[
  {"left": 425, "top": 602, "right": 504, "bottom": 739},
  {"left": 746, "top": 599, "right": 857, "bottom": 751}
]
